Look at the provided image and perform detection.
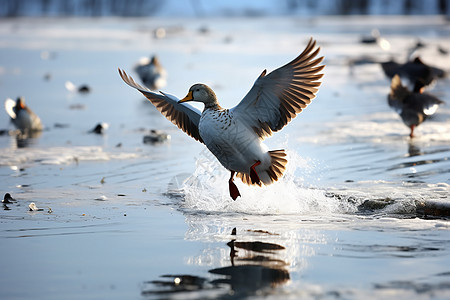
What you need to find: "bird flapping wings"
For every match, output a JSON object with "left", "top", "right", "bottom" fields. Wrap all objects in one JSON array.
[
  {"left": 231, "top": 38, "right": 324, "bottom": 140},
  {"left": 119, "top": 38, "right": 324, "bottom": 143},
  {"left": 119, "top": 68, "right": 204, "bottom": 143}
]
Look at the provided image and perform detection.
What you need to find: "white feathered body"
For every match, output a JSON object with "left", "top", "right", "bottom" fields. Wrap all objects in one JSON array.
[{"left": 199, "top": 108, "right": 273, "bottom": 184}]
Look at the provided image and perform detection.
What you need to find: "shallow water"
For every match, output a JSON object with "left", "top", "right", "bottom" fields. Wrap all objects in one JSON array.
[{"left": 0, "top": 16, "right": 449, "bottom": 299}]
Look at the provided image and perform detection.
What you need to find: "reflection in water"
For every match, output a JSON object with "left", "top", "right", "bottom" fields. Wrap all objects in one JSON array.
[
  {"left": 407, "top": 141, "right": 423, "bottom": 157},
  {"left": 385, "top": 140, "right": 450, "bottom": 180},
  {"left": 15, "top": 130, "right": 42, "bottom": 148},
  {"left": 142, "top": 274, "right": 210, "bottom": 297},
  {"left": 374, "top": 279, "right": 450, "bottom": 294},
  {"left": 141, "top": 228, "right": 290, "bottom": 298}
]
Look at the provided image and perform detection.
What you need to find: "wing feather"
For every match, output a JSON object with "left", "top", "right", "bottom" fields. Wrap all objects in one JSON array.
[
  {"left": 231, "top": 38, "right": 324, "bottom": 140},
  {"left": 4, "top": 98, "right": 17, "bottom": 119},
  {"left": 118, "top": 68, "right": 204, "bottom": 143}
]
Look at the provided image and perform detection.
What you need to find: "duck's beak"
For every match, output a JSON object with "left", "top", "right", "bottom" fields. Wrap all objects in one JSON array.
[{"left": 178, "top": 91, "right": 193, "bottom": 103}]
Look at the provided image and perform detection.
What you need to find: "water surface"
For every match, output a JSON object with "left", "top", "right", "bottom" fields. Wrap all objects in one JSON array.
[{"left": 0, "top": 16, "right": 449, "bottom": 299}]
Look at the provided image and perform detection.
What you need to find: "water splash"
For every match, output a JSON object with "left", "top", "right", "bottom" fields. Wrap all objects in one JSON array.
[
  {"left": 178, "top": 151, "right": 345, "bottom": 215},
  {"left": 170, "top": 150, "right": 450, "bottom": 218}
]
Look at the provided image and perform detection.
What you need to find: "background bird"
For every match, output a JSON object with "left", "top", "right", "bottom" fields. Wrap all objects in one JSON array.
[
  {"left": 388, "top": 74, "right": 444, "bottom": 138},
  {"left": 4, "top": 97, "right": 43, "bottom": 133},
  {"left": 134, "top": 55, "right": 167, "bottom": 91},
  {"left": 381, "top": 57, "right": 446, "bottom": 92}
]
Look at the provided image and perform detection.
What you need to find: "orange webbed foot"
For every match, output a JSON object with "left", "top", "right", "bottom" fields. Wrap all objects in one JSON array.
[
  {"left": 409, "top": 125, "right": 415, "bottom": 138},
  {"left": 229, "top": 180, "right": 241, "bottom": 200},
  {"left": 229, "top": 171, "right": 241, "bottom": 200},
  {"left": 250, "top": 161, "right": 261, "bottom": 184}
]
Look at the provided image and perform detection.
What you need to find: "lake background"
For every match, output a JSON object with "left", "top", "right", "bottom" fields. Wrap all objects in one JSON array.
[{"left": 0, "top": 1, "right": 450, "bottom": 299}]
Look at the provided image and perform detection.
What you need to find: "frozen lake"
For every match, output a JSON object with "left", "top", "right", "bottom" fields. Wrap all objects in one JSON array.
[{"left": 0, "top": 16, "right": 449, "bottom": 299}]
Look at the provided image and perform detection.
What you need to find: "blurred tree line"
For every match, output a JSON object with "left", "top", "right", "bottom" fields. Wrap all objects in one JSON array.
[{"left": 1, "top": 0, "right": 449, "bottom": 17}]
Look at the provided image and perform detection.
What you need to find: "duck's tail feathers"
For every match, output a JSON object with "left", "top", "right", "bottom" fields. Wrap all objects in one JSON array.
[{"left": 236, "top": 149, "right": 287, "bottom": 186}]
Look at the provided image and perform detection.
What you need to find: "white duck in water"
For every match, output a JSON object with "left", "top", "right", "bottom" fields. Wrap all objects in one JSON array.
[
  {"left": 4, "top": 97, "right": 43, "bottom": 133},
  {"left": 119, "top": 38, "right": 324, "bottom": 200}
]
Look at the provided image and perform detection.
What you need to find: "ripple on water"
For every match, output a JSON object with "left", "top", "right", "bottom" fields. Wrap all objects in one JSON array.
[{"left": 165, "top": 152, "right": 450, "bottom": 219}]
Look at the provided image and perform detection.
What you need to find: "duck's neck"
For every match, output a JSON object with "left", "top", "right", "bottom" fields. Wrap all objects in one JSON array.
[{"left": 204, "top": 102, "right": 223, "bottom": 111}]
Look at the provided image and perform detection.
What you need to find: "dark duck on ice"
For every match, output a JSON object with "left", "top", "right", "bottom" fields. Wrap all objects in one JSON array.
[
  {"left": 2, "top": 193, "right": 16, "bottom": 204},
  {"left": 381, "top": 57, "right": 446, "bottom": 92},
  {"left": 388, "top": 74, "right": 444, "bottom": 138},
  {"left": 4, "top": 97, "right": 43, "bottom": 133}
]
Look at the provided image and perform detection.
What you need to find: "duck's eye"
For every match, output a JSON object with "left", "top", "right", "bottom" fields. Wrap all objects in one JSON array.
[{"left": 196, "top": 89, "right": 200, "bottom": 92}]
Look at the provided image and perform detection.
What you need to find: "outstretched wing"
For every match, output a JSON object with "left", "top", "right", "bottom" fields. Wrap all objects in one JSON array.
[
  {"left": 118, "top": 68, "right": 203, "bottom": 143},
  {"left": 4, "top": 98, "right": 17, "bottom": 119},
  {"left": 231, "top": 38, "right": 324, "bottom": 140}
]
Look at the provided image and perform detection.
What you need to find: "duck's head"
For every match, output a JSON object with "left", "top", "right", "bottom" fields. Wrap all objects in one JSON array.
[
  {"left": 179, "top": 84, "right": 220, "bottom": 109},
  {"left": 150, "top": 55, "right": 160, "bottom": 66},
  {"left": 15, "top": 97, "right": 26, "bottom": 110}
]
